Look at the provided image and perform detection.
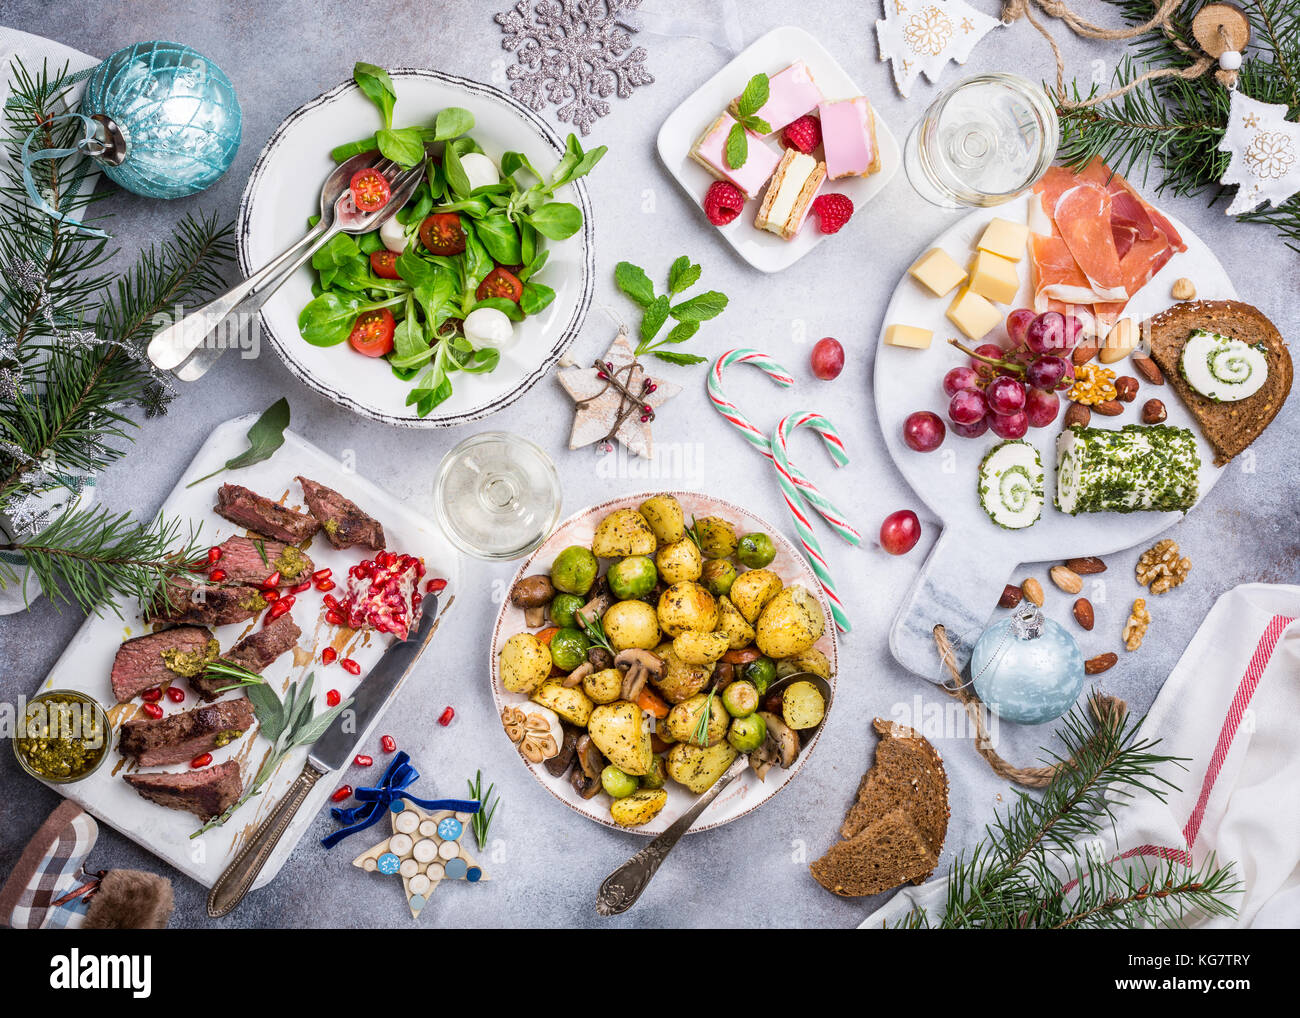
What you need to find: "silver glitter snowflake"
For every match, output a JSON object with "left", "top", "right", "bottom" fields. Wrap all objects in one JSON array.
[
  {"left": 138, "top": 380, "right": 175, "bottom": 418},
  {"left": 496, "top": 0, "right": 654, "bottom": 136},
  {"left": 4, "top": 494, "right": 51, "bottom": 537},
  {"left": 0, "top": 366, "right": 20, "bottom": 401}
]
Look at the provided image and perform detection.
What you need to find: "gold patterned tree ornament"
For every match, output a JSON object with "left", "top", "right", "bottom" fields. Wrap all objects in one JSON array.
[
  {"left": 876, "top": 0, "right": 1002, "bottom": 97},
  {"left": 1219, "top": 91, "right": 1300, "bottom": 216}
]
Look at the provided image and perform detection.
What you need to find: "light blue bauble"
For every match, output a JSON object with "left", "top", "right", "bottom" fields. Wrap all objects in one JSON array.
[
  {"left": 84, "top": 41, "right": 241, "bottom": 199},
  {"left": 970, "top": 605, "right": 1085, "bottom": 725}
]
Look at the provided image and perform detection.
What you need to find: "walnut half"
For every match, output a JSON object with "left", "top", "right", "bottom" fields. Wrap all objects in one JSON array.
[
  {"left": 1136, "top": 538, "right": 1191, "bottom": 595},
  {"left": 1123, "top": 598, "right": 1151, "bottom": 651}
]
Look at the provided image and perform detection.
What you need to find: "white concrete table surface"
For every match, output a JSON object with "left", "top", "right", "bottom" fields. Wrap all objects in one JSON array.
[{"left": 2, "top": 0, "right": 1296, "bottom": 929}]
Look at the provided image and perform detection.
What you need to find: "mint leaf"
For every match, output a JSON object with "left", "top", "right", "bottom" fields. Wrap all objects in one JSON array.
[
  {"left": 661, "top": 320, "right": 700, "bottom": 345},
  {"left": 670, "top": 290, "right": 729, "bottom": 322},
  {"left": 724, "top": 122, "right": 747, "bottom": 169},
  {"left": 640, "top": 295, "right": 671, "bottom": 344},
  {"left": 740, "top": 114, "right": 771, "bottom": 136},
  {"left": 667, "top": 256, "right": 701, "bottom": 295},
  {"left": 653, "top": 350, "right": 709, "bottom": 366},
  {"left": 736, "top": 73, "right": 770, "bottom": 118},
  {"left": 615, "top": 261, "right": 656, "bottom": 308}
]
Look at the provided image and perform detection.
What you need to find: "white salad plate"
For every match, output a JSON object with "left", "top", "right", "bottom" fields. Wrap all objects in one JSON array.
[
  {"left": 875, "top": 198, "right": 1237, "bottom": 678},
  {"left": 489, "top": 492, "right": 838, "bottom": 836},
  {"left": 29, "top": 414, "right": 461, "bottom": 888},
  {"left": 657, "top": 24, "right": 901, "bottom": 273},
  {"left": 238, "top": 69, "right": 595, "bottom": 428}
]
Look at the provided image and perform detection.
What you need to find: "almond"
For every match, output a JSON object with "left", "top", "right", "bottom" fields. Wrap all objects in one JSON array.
[
  {"left": 1073, "top": 342, "right": 1099, "bottom": 366},
  {"left": 1093, "top": 399, "right": 1124, "bottom": 416},
  {"left": 1099, "top": 318, "right": 1139, "bottom": 364},
  {"left": 998, "top": 584, "right": 1022, "bottom": 609},
  {"left": 1050, "top": 565, "right": 1084, "bottom": 594},
  {"left": 1132, "top": 354, "right": 1164, "bottom": 386},
  {"left": 1064, "top": 402, "right": 1091, "bottom": 428},
  {"left": 1021, "top": 577, "right": 1044, "bottom": 606},
  {"left": 1073, "top": 597, "right": 1095, "bottom": 630},
  {"left": 1065, "top": 556, "right": 1107, "bottom": 575},
  {"left": 1085, "top": 652, "right": 1118, "bottom": 674}
]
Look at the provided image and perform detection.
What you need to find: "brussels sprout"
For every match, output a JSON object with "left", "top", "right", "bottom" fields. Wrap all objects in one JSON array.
[
  {"left": 693, "top": 516, "right": 738, "bottom": 559},
  {"left": 722, "top": 679, "right": 759, "bottom": 718},
  {"left": 548, "top": 592, "right": 585, "bottom": 628},
  {"left": 701, "top": 558, "right": 737, "bottom": 597},
  {"left": 743, "top": 656, "right": 777, "bottom": 695},
  {"left": 607, "top": 555, "right": 658, "bottom": 600},
  {"left": 727, "top": 713, "right": 768, "bottom": 753},
  {"left": 737, "top": 532, "right": 777, "bottom": 568},
  {"left": 550, "top": 545, "right": 598, "bottom": 595},
  {"left": 639, "top": 756, "right": 667, "bottom": 790},
  {"left": 549, "top": 627, "right": 592, "bottom": 671},
  {"left": 601, "top": 764, "right": 639, "bottom": 799}
]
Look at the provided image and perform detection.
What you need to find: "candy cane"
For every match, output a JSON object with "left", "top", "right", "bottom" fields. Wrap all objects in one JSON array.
[
  {"left": 708, "top": 350, "right": 858, "bottom": 542},
  {"left": 771, "top": 412, "right": 855, "bottom": 633},
  {"left": 773, "top": 412, "right": 860, "bottom": 546}
]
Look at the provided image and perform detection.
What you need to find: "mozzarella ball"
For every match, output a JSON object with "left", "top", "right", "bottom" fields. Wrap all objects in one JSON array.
[
  {"left": 460, "top": 152, "right": 500, "bottom": 192},
  {"left": 380, "top": 215, "right": 408, "bottom": 253},
  {"left": 463, "top": 306, "right": 515, "bottom": 349}
]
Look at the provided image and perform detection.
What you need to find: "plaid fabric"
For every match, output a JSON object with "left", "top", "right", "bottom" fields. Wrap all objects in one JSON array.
[{"left": 8, "top": 810, "right": 98, "bottom": 930}]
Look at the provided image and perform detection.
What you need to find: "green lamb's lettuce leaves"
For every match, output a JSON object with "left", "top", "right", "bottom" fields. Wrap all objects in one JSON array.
[
  {"left": 433, "top": 107, "right": 475, "bottom": 141},
  {"left": 353, "top": 62, "right": 396, "bottom": 129},
  {"left": 524, "top": 201, "right": 582, "bottom": 240},
  {"left": 298, "top": 292, "right": 362, "bottom": 347},
  {"left": 475, "top": 213, "right": 522, "bottom": 265},
  {"left": 376, "top": 125, "right": 426, "bottom": 168}
]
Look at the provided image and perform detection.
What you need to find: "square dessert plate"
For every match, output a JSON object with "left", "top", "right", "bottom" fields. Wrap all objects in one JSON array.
[{"left": 657, "top": 25, "right": 900, "bottom": 273}]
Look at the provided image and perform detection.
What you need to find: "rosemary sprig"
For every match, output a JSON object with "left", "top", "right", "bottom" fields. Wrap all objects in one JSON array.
[
  {"left": 203, "top": 658, "right": 267, "bottom": 695},
  {"left": 578, "top": 612, "right": 615, "bottom": 657},
  {"left": 690, "top": 687, "right": 717, "bottom": 748},
  {"left": 466, "top": 770, "right": 499, "bottom": 851}
]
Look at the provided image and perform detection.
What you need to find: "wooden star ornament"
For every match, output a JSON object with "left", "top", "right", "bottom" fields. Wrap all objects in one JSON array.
[{"left": 558, "top": 330, "right": 680, "bottom": 459}]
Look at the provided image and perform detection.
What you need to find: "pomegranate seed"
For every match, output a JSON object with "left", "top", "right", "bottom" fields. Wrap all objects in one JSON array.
[
  {"left": 341, "top": 658, "right": 361, "bottom": 675},
  {"left": 207, "top": 546, "right": 223, "bottom": 564},
  {"left": 426, "top": 578, "right": 447, "bottom": 594},
  {"left": 289, "top": 580, "right": 312, "bottom": 594},
  {"left": 380, "top": 735, "right": 396, "bottom": 754},
  {"left": 354, "top": 754, "right": 373, "bottom": 767},
  {"left": 414, "top": 560, "right": 426, "bottom": 578},
  {"left": 142, "top": 703, "right": 164, "bottom": 720},
  {"left": 316, "top": 578, "right": 335, "bottom": 592},
  {"left": 326, "top": 687, "right": 340, "bottom": 706},
  {"left": 262, "top": 589, "right": 280, "bottom": 603},
  {"left": 261, "top": 570, "right": 281, "bottom": 589},
  {"left": 166, "top": 686, "right": 185, "bottom": 703},
  {"left": 438, "top": 706, "right": 455, "bottom": 727},
  {"left": 326, "top": 609, "right": 344, "bottom": 626},
  {"left": 322, "top": 594, "right": 340, "bottom": 610},
  {"left": 189, "top": 559, "right": 208, "bottom": 573},
  {"left": 322, "top": 648, "right": 338, "bottom": 666},
  {"left": 142, "top": 687, "right": 163, "bottom": 703},
  {"left": 312, "top": 568, "right": 332, "bottom": 582},
  {"left": 331, "top": 784, "right": 353, "bottom": 803},
  {"left": 209, "top": 568, "right": 227, "bottom": 582},
  {"left": 190, "top": 752, "right": 213, "bottom": 769},
  {"left": 267, "top": 597, "right": 293, "bottom": 622}
]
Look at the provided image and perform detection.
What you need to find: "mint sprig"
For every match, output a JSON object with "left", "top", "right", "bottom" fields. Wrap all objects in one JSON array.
[
  {"left": 724, "top": 73, "right": 772, "bottom": 169},
  {"left": 615, "top": 256, "right": 727, "bottom": 366}
]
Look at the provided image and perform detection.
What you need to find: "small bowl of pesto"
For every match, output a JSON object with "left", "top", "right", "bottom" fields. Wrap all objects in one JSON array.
[{"left": 14, "top": 690, "right": 111, "bottom": 783}]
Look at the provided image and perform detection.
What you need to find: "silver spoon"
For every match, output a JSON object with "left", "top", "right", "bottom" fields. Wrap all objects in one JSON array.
[{"left": 596, "top": 670, "right": 834, "bottom": 916}]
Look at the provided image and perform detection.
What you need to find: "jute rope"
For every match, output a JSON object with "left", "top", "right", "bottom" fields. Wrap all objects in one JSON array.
[
  {"left": 933, "top": 624, "right": 1127, "bottom": 788},
  {"left": 1001, "top": 0, "right": 1237, "bottom": 109}
]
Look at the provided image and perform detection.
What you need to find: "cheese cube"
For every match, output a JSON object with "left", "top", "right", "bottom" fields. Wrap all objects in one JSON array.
[
  {"left": 908, "top": 248, "right": 967, "bottom": 298},
  {"left": 946, "top": 287, "right": 1002, "bottom": 340},
  {"left": 967, "top": 250, "right": 1020, "bottom": 305},
  {"left": 976, "top": 218, "right": 1030, "bottom": 261},
  {"left": 883, "top": 324, "right": 934, "bottom": 350}
]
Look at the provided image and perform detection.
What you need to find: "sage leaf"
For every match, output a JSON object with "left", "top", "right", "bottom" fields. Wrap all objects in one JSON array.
[{"left": 185, "top": 398, "right": 291, "bottom": 487}]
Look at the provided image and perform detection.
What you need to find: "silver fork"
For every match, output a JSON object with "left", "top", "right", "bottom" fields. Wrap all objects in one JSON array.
[{"left": 150, "top": 154, "right": 426, "bottom": 381}]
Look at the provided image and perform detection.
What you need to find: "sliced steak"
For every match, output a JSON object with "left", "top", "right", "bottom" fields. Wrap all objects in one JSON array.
[
  {"left": 124, "top": 760, "right": 244, "bottom": 820},
  {"left": 215, "top": 483, "right": 320, "bottom": 544},
  {"left": 109, "top": 626, "right": 217, "bottom": 703},
  {"left": 297, "top": 476, "right": 386, "bottom": 551},
  {"left": 208, "top": 535, "right": 313, "bottom": 586},
  {"left": 190, "top": 614, "right": 302, "bottom": 700},
  {"left": 119, "top": 698, "right": 255, "bottom": 767},
  {"left": 145, "top": 578, "right": 269, "bottom": 627}
]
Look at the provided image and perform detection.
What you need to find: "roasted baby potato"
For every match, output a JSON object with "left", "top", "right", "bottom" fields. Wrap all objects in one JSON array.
[
  {"left": 531, "top": 679, "right": 594, "bottom": 727},
  {"left": 610, "top": 787, "right": 667, "bottom": 827},
  {"left": 665, "top": 693, "right": 729, "bottom": 746},
  {"left": 693, "top": 515, "right": 738, "bottom": 559},
  {"left": 638, "top": 495, "right": 685, "bottom": 544},
  {"left": 715, "top": 596, "right": 756, "bottom": 650},
  {"left": 602, "top": 599, "right": 661, "bottom": 651},
  {"left": 652, "top": 642, "right": 713, "bottom": 704},
  {"left": 672, "top": 630, "right": 729, "bottom": 666},
  {"left": 781, "top": 679, "right": 826, "bottom": 730},
  {"left": 655, "top": 539, "right": 703, "bottom": 585},
  {"left": 755, "top": 584, "right": 825, "bottom": 659},
  {"left": 729, "top": 568, "right": 783, "bottom": 624},
  {"left": 591, "top": 508, "right": 656, "bottom": 558},
  {"left": 583, "top": 667, "right": 624, "bottom": 705},
  {"left": 657, "top": 581, "right": 718, "bottom": 637},
  {"left": 666, "top": 740, "right": 738, "bottom": 793},
  {"left": 587, "top": 701, "right": 652, "bottom": 776},
  {"left": 775, "top": 647, "right": 833, "bottom": 681},
  {"left": 498, "top": 633, "right": 553, "bottom": 694}
]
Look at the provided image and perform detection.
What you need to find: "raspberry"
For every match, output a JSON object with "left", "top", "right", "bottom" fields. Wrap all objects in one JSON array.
[
  {"left": 783, "top": 115, "right": 821, "bottom": 154},
  {"left": 703, "top": 180, "right": 744, "bottom": 226},
  {"left": 811, "top": 193, "right": 854, "bottom": 234}
]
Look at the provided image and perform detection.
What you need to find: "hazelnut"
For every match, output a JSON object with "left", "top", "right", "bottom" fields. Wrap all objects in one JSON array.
[
  {"left": 1141, "top": 398, "right": 1167, "bottom": 424},
  {"left": 1171, "top": 277, "right": 1196, "bottom": 301},
  {"left": 1064, "top": 402, "right": 1091, "bottom": 428},
  {"left": 998, "top": 584, "right": 1022, "bottom": 609},
  {"left": 1114, "top": 376, "right": 1140, "bottom": 402}
]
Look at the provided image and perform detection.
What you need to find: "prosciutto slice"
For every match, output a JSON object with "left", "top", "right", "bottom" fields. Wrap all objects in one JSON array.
[{"left": 1054, "top": 184, "right": 1131, "bottom": 302}]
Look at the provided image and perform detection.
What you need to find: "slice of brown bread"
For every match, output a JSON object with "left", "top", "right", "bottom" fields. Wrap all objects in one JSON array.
[
  {"left": 1145, "top": 299, "right": 1292, "bottom": 466},
  {"left": 810, "top": 808, "right": 938, "bottom": 897}
]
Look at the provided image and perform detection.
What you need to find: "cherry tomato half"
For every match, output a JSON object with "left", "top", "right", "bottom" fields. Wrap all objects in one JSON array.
[
  {"left": 349, "top": 168, "right": 391, "bottom": 213},
  {"left": 348, "top": 308, "right": 396, "bottom": 358},
  {"left": 369, "top": 250, "right": 400, "bottom": 279},
  {"left": 475, "top": 265, "right": 523, "bottom": 303},
  {"left": 419, "top": 212, "right": 466, "bottom": 255}
]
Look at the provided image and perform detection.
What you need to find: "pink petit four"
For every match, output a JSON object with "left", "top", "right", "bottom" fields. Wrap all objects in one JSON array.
[
  {"left": 734, "top": 61, "right": 823, "bottom": 134},
  {"left": 818, "top": 97, "right": 882, "bottom": 180},
  {"left": 689, "top": 112, "right": 781, "bottom": 199}
]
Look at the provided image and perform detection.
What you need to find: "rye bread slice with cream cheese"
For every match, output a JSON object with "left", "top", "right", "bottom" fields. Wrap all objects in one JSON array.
[{"left": 1145, "top": 299, "right": 1291, "bottom": 466}]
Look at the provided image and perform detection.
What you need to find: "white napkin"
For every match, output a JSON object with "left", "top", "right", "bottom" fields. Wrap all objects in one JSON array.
[{"left": 863, "top": 583, "right": 1300, "bottom": 929}]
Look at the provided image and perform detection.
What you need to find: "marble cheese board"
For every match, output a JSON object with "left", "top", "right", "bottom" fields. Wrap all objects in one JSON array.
[
  {"left": 874, "top": 199, "right": 1237, "bottom": 679},
  {"left": 28, "top": 414, "right": 461, "bottom": 889}
]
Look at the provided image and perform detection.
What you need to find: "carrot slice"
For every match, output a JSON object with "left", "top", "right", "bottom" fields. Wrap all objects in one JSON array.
[
  {"left": 637, "top": 687, "right": 671, "bottom": 719},
  {"left": 535, "top": 626, "right": 559, "bottom": 645}
]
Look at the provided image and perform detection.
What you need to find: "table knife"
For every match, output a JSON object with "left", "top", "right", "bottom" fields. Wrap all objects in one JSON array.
[{"left": 206, "top": 594, "right": 440, "bottom": 918}]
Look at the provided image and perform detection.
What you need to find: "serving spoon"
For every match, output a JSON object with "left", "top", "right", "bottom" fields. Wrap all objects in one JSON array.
[{"left": 596, "top": 670, "right": 834, "bottom": 916}]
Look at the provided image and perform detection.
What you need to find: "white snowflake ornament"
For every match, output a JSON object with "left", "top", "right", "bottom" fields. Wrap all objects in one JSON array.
[
  {"left": 1219, "top": 90, "right": 1300, "bottom": 216},
  {"left": 876, "top": 0, "right": 1002, "bottom": 98}
]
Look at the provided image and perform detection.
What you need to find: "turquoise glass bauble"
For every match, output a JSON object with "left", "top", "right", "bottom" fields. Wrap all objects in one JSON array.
[
  {"left": 84, "top": 41, "right": 241, "bottom": 199},
  {"left": 970, "top": 605, "right": 1085, "bottom": 724}
]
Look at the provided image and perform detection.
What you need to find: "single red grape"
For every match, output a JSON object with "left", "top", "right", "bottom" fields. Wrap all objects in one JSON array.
[
  {"left": 970, "top": 343, "right": 1004, "bottom": 370},
  {"left": 1025, "top": 387, "right": 1061, "bottom": 428},
  {"left": 810, "top": 337, "right": 844, "bottom": 380},
  {"left": 879, "top": 509, "right": 921, "bottom": 555},
  {"left": 1006, "top": 308, "right": 1036, "bottom": 347},
  {"left": 989, "top": 409, "right": 1029, "bottom": 439},
  {"left": 1026, "top": 355, "right": 1068, "bottom": 390},
  {"left": 1026, "top": 311, "right": 1067, "bottom": 354},
  {"left": 903, "top": 411, "right": 946, "bottom": 452},
  {"left": 948, "top": 388, "right": 988, "bottom": 425},
  {"left": 950, "top": 416, "right": 991, "bottom": 439},
  {"left": 986, "top": 375, "right": 1026, "bottom": 416},
  {"left": 943, "top": 365, "right": 981, "bottom": 396}
]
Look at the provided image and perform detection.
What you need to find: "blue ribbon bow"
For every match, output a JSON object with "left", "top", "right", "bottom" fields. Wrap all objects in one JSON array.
[{"left": 320, "top": 751, "right": 480, "bottom": 849}]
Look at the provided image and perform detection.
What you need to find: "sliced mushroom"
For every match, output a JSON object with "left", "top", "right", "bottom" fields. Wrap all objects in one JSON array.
[
  {"left": 563, "top": 660, "right": 594, "bottom": 689},
  {"left": 750, "top": 711, "right": 799, "bottom": 781},
  {"left": 575, "top": 590, "right": 613, "bottom": 629},
  {"left": 570, "top": 734, "right": 605, "bottom": 799},
  {"left": 614, "top": 648, "right": 666, "bottom": 702},
  {"left": 545, "top": 722, "right": 580, "bottom": 778}
]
